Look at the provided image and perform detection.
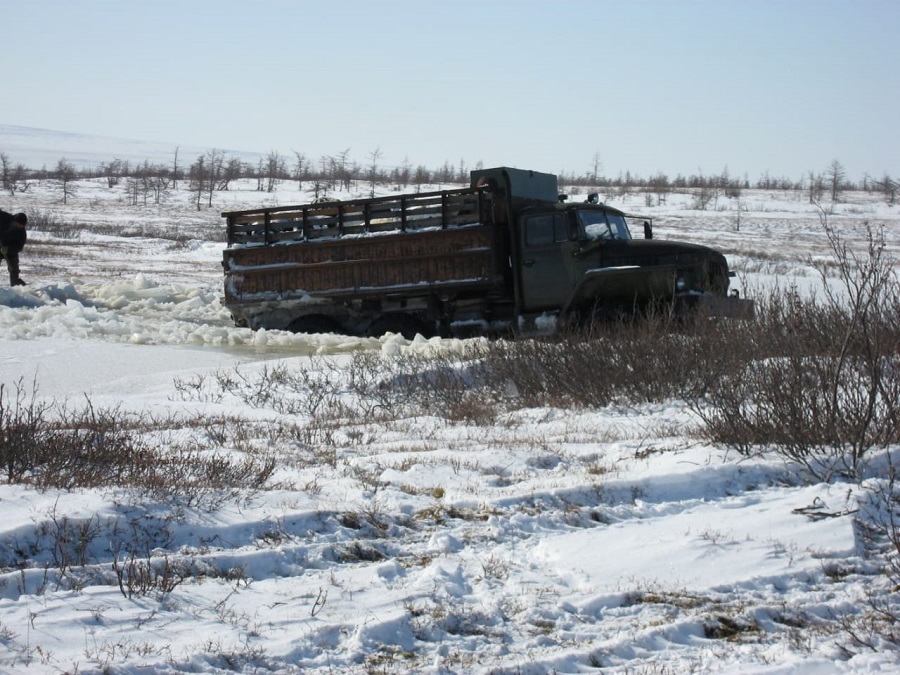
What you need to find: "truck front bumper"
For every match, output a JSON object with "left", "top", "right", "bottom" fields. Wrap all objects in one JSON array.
[{"left": 676, "top": 293, "right": 755, "bottom": 319}]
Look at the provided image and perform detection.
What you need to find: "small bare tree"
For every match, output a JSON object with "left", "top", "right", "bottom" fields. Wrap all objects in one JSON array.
[
  {"left": 395, "top": 156, "right": 411, "bottom": 189},
  {"left": 55, "top": 157, "right": 77, "bottom": 204},
  {"left": 292, "top": 150, "right": 306, "bottom": 189},
  {"left": 2, "top": 157, "right": 27, "bottom": 194},
  {"left": 189, "top": 155, "right": 207, "bottom": 211},
  {"left": 825, "top": 158, "right": 847, "bottom": 203},
  {"left": 220, "top": 157, "right": 242, "bottom": 191},
  {"left": 264, "top": 151, "right": 286, "bottom": 193},
  {"left": 413, "top": 164, "right": 430, "bottom": 192},
  {"left": 101, "top": 158, "right": 125, "bottom": 188},
  {"left": 205, "top": 149, "right": 226, "bottom": 207},
  {"left": 368, "top": 146, "right": 382, "bottom": 197},
  {"left": 648, "top": 172, "right": 670, "bottom": 206},
  {"left": 171, "top": 146, "right": 180, "bottom": 190},
  {"left": 807, "top": 170, "right": 824, "bottom": 203},
  {"left": 591, "top": 152, "right": 603, "bottom": 184},
  {"left": 875, "top": 173, "right": 896, "bottom": 205},
  {"left": 1, "top": 152, "right": 10, "bottom": 191},
  {"left": 149, "top": 173, "right": 170, "bottom": 205},
  {"left": 335, "top": 148, "right": 351, "bottom": 192}
]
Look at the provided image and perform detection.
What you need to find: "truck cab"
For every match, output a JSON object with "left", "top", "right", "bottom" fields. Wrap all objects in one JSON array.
[{"left": 515, "top": 199, "right": 734, "bottom": 322}]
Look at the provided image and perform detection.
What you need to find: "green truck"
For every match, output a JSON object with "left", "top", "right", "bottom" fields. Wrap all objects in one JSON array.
[{"left": 222, "top": 167, "right": 752, "bottom": 337}]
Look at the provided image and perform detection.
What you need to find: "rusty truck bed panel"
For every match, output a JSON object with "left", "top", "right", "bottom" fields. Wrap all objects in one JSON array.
[
  {"left": 222, "top": 187, "right": 502, "bottom": 306},
  {"left": 224, "top": 225, "right": 498, "bottom": 301}
]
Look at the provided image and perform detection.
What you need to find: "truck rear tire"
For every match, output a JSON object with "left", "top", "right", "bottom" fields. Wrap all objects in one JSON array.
[{"left": 286, "top": 315, "right": 344, "bottom": 335}]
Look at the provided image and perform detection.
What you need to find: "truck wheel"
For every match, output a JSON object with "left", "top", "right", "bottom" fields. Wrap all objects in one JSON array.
[
  {"left": 286, "top": 315, "right": 344, "bottom": 335},
  {"left": 367, "top": 315, "right": 431, "bottom": 340}
]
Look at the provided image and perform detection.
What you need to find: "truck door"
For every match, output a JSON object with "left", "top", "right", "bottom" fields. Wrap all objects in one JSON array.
[{"left": 519, "top": 212, "right": 576, "bottom": 311}]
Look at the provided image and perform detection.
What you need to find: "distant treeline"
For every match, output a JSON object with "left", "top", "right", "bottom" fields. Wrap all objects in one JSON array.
[{"left": 2, "top": 148, "right": 897, "bottom": 207}]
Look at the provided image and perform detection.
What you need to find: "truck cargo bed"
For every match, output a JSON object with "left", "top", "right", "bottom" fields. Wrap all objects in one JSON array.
[{"left": 222, "top": 187, "right": 506, "bottom": 331}]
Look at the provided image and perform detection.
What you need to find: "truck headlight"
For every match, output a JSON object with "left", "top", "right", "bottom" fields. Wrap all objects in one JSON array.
[{"left": 675, "top": 276, "right": 687, "bottom": 291}]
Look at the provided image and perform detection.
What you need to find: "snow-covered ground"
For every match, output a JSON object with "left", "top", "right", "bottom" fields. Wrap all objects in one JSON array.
[{"left": 1, "top": 172, "right": 899, "bottom": 674}]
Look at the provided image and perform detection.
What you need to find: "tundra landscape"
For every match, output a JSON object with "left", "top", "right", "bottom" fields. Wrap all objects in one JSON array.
[{"left": 1, "top": 132, "right": 900, "bottom": 674}]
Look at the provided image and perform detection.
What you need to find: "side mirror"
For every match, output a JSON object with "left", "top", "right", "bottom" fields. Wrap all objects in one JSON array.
[{"left": 643, "top": 220, "right": 653, "bottom": 239}]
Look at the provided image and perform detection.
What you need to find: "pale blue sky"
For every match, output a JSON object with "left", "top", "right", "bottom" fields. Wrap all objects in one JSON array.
[{"left": 4, "top": 0, "right": 898, "bottom": 181}]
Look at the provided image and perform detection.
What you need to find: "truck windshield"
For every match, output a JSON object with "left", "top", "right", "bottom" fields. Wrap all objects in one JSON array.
[{"left": 579, "top": 210, "right": 632, "bottom": 241}]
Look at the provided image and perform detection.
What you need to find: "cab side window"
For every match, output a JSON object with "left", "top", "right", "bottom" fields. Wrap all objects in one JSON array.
[{"left": 524, "top": 213, "right": 568, "bottom": 246}]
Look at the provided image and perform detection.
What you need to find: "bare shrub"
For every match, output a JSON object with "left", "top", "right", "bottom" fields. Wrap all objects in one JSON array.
[
  {"left": 144, "top": 445, "right": 276, "bottom": 509},
  {"left": 462, "top": 313, "right": 744, "bottom": 411},
  {"left": 47, "top": 507, "right": 101, "bottom": 579},
  {"left": 174, "top": 360, "right": 344, "bottom": 417},
  {"left": 112, "top": 550, "right": 192, "bottom": 599},
  {"left": 0, "top": 383, "right": 164, "bottom": 490},
  {"left": 694, "top": 219, "right": 900, "bottom": 480},
  {"left": 39, "top": 399, "right": 152, "bottom": 489},
  {"left": 1, "top": 383, "right": 275, "bottom": 506},
  {"left": 394, "top": 350, "right": 502, "bottom": 424},
  {"left": 24, "top": 208, "right": 81, "bottom": 238},
  {"left": 171, "top": 371, "right": 225, "bottom": 403},
  {"left": 837, "top": 463, "right": 900, "bottom": 652},
  {"left": 341, "top": 351, "right": 413, "bottom": 420},
  {"left": 305, "top": 312, "right": 748, "bottom": 422},
  {"left": 0, "top": 378, "right": 53, "bottom": 482}
]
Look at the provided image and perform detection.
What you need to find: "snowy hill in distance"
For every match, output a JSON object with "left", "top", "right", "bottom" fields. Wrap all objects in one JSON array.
[{"left": 0, "top": 124, "right": 263, "bottom": 170}]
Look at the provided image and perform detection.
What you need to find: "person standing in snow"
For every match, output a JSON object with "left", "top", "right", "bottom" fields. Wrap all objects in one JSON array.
[{"left": 0, "top": 210, "right": 28, "bottom": 286}]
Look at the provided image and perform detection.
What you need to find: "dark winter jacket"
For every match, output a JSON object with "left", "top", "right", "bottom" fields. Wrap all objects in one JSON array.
[{"left": 0, "top": 210, "right": 27, "bottom": 255}]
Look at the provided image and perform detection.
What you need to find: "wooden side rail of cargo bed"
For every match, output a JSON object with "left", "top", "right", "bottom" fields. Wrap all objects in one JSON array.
[
  {"left": 223, "top": 186, "right": 494, "bottom": 247},
  {"left": 223, "top": 225, "right": 497, "bottom": 300}
]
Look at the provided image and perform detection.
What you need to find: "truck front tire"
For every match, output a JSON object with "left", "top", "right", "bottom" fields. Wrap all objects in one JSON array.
[{"left": 366, "top": 314, "right": 431, "bottom": 340}]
